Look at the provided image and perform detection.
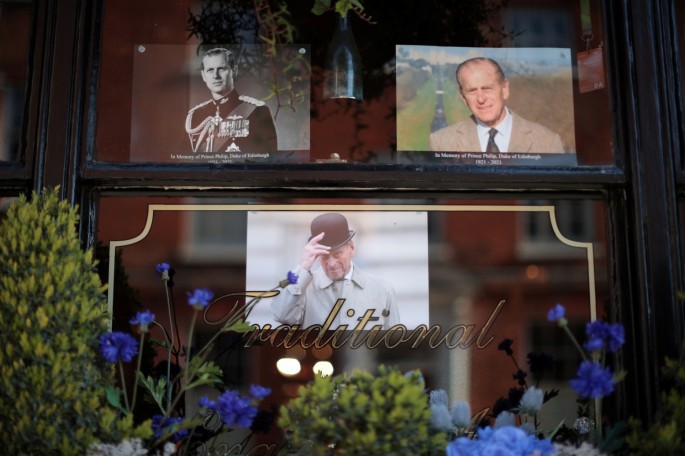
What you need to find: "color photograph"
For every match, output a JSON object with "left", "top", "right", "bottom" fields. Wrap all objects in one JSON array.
[
  {"left": 396, "top": 46, "right": 576, "bottom": 165},
  {"left": 245, "top": 210, "right": 430, "bottom": 330}
]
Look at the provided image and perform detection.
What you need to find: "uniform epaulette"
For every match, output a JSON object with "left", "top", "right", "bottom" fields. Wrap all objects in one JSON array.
[
  {"left": 239, "top": 95, "right": 266, "bottom": 107},
  {"left": 187, "top": 99, "right": 214, "bottom": 114}
]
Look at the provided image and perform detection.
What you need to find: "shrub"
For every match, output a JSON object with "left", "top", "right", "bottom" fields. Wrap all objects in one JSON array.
[
  {"left": 278, "top": 364, "right": 447, "bottom": 455},
  {"left": 0, "top": 189, "right": 134, "bottom": 454}
]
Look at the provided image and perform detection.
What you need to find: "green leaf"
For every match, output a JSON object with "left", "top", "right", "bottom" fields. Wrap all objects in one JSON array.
[
  {"left": 311, "top": 0, "right": 331, "bottom": 15},
  {"left": 105, "top": 385, "right": 125, "bottom": 413},
  {"left": 597, "top": 421, "right": 627, "bottom": 453},
  {"left": 225, "top": 318, "right": 254, "bottom": 334},
  {"left": 185, "top": 361, "right": 223, "bottom": 389},
  {"left": 138, "top": 372, "right": 167, "bottom": 413}
]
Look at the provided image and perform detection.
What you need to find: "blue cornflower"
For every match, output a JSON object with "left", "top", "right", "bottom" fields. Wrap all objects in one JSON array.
[
  {"left": 151, "top": 415, "right": 188, "bottom": 442},
  {"left": 569, "top": 360, "right": 615, "bottom": 399},
  {"left": 129, "top": 310, "right": 155, "bottom": 332},
  {"left": 198, "top": 396, "right": 216, "bottom": 409},
  {"left": 98, "top": 331, "right": 138, "bottom": 363},
  {"left": 249, "top": 384, "right": 272, "bottom": 400},
  {"left": 287, "top": 270, "right": 299, "bottom": 285},
  {"left": 586, "top": 321, "right": 625, "bottom": 352},
  {"left": 155, "top": 262, "right": 171, "bottom": 274},
  {"left": 584, "top": 336, "right": 605, "bottom": 352},
  {"left": 213, "top": 390, "right": 258, "bottom": 428},
  {"left": 546, "top": 303, "right": 566, "bottom": 322},
  {"left": 446, "top": 425, "right": 554, "bottom": 456},
  {"left": 187, "top": 288, "right": 214, "bottom": 310}
]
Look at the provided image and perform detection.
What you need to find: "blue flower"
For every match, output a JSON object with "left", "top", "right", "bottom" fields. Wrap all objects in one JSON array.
[
  {"left": 585, "top": 321, "right": 625, "bottom": 352},
  {"left": 546, "top": 303, "right": 566, "bottom": 322},
  {"left": 151, "top": 415, "right": 188, "bottom": 442},
  {"left": 569, "top": 360, "right": 615, "bottom": 399},
  {"left": 155, "top": 262, "right": 171, "bottom": 274},
  {"left": 198, "top": 396, "right": 216, "bottom": 409},
  {"left": 584, "top": 336, "right": 605, "bottom": 352},
  {"left": 129, "top": 310, "right": 155, "bottom": 332},
  {"left": 211, "top": 390, "right": 258, "bottom": 428},
  {"left": 287, "top": 270, "right": 299, "bottom": 284},
  {"left": 446, "top": 425, "right": 554, "bottom": 456},
  {"left": 187, "top": 288, "right": 214, "bottom": 310},
  {"left": 249, "top": 384, "right": 271, "bottom": 400},
  {"left": 98, "top": 331, "right": 138, "bottom": 363}
]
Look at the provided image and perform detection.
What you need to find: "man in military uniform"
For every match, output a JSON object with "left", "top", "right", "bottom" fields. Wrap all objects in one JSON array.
[{"left": 185, "top": 48, "right": 277, "bottom": 154}]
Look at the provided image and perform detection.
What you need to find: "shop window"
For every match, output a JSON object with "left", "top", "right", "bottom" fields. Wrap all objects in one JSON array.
[
  {"left": 517, "top": 200, "right": 595, "bottom": 260},
  {"left": 180, "top": 198, "right": 248, "bottom": 264},
  {"left": 0, "top": 1, "right": 32, "bottom": 162}
]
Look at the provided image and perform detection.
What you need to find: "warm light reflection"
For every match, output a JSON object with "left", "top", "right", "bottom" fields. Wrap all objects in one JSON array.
[
  {"left": 276, "top": 357, "right": 301, "bottom": 376},
  {"left": 526, "top": 264, "right": 540, "bottom": 279},
  {"left": 313, "top": 361, "right": 334, "bottom": 377}
]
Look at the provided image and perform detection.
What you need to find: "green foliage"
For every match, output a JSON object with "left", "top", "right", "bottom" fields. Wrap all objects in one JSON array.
[
  {"left": 626, "top": 339, "right": 685, "bottom": 455},
  {"left": 278, "top": 365, "right": 447, "bottom": 455},
  {"left": 0, "top": 189, "right": 142, "bottom": 454},
  {"left": 311, "top": 0, "right": 364, "bottom": 17}
]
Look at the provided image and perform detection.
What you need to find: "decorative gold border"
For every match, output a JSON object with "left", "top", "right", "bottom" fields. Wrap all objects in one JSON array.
[{"left": 108, "top": 204, "right": 596, "bottom": 321}]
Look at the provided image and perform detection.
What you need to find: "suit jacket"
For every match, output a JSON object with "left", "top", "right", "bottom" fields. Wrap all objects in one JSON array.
[
  {"left": 429, "top": 111, "right": 565, "bottom": 153},
  {"left": 186, "top": 90, "right": 277, "bottom": 154}
]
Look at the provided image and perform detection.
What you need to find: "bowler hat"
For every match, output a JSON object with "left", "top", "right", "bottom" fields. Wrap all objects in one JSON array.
[{"left": 310, "top": 213, "right": 355, "bottom": 250}]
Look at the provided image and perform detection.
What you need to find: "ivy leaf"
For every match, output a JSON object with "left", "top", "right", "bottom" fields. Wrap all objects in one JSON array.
[
  {"left": 311, "top": 0, "right": 331, "bottom": 15},
  {"left": 334, "top": 0, "right": 364, "bottom": 16}
]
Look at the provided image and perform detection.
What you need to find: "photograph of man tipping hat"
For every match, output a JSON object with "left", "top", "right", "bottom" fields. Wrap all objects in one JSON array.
[{"left": 245, "top": 211, "right": 429, "bottom": 330}]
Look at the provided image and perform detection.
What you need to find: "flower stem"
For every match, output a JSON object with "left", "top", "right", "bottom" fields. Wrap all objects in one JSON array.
[
  {"left": 164, "top": 281, "right": 174, "bottom": 409},
  {"left": 130, "top": 331, "right": 145, "bottom": 412},
  {"left": 562, "top": 324, "right": 588, "bottom": 361},
  {"left": 193, "top": 292, "right": 269, "bottom": 361},
  {"left": 119, "top": 361, "right": 130, "bottom": 412},
  {"left": 184, "top": 310, "right": 199, "bottom": 388}
]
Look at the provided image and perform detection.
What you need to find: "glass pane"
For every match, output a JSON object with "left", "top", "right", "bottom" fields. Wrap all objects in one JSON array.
[
  {"left": 97, "top": 196, "right": 610, "bottom": 450},
  {"left": 94, "top": 1, "right": 614, "bottom": 167},
  {"left": 0, "top": 1, "right": 32, "bottom": 162}
]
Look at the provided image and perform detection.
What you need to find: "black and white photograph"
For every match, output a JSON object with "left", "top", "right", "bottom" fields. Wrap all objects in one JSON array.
[{"left": 130, "top": 44, "right": 310, "bottom": 164}]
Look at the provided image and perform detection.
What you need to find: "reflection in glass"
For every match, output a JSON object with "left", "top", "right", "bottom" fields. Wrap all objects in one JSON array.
[
  {"left": 97, "top": 196, "right": 608, "bottom": 448},
  {"left": 0, "top": 1, "right": 32, "bottom": 162},
  {"left": 96, "top": 1, "right": 614, "bottom": 164}
]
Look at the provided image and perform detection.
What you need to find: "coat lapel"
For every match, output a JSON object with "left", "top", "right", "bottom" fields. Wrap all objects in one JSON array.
[{"left": 507, "top": 112, "right": 534, "bottom": 152}]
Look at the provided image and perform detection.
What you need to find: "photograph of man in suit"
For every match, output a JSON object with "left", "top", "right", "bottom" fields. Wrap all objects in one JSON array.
[
  {"left": 429, "top": 57, "right": 564, "bottom": 154},
  {"left": 270, "top": 213, "right": 400, "bottom": 330},
  {"left": 185, "top": 47, "right": 278, "bottom": 154}
]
